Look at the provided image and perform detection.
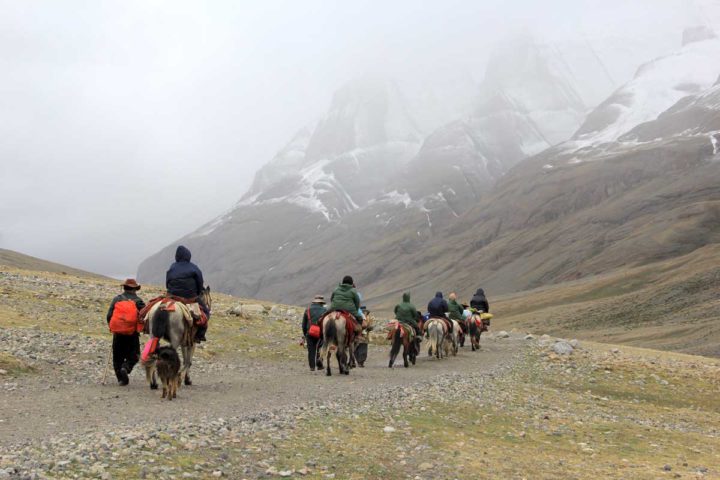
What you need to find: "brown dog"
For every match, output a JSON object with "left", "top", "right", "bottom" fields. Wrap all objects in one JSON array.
[{"left": 155, "top": 346, "right": 181, "bottom": 401}]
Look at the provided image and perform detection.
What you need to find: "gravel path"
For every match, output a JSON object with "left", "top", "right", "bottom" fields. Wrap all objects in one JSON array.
[{"left": 1, "top": 335, "right": 523, "bottom": 448}]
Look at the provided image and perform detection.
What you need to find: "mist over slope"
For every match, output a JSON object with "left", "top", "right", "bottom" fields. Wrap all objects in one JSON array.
[{"left": 139, "top": 29, "right": 720, "bottom": 311}]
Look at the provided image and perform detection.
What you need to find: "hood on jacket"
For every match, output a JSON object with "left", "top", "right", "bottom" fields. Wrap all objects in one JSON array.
[
  {"left": 435, "top": 291, "right": 443, "bottom": 298},
  {"left": 175, "top": 245, "right": 192, "bottom": 262},
  {"left": 402, "top": 292, "right": 411, "bottom": 302},
  {"left": 475, "top": 288, "right": 485, "bottom": 296},
  {"left": 337, "top": 283, "right": 353, "bottom": 291}
]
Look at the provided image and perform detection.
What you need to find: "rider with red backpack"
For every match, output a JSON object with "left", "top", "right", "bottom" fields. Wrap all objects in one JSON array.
[
  {"left": 106, "top": 279, "right": 146, "bottom": 386},
  {"left": 302, "top": 295, "right": 326, "bottom": 371}
]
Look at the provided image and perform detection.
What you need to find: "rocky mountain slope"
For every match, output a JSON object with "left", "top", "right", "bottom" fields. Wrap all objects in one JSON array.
[
  {"left": 139, "top": 28, "right": 720, "bottom": 326},
  {"left": 138, "top": 37, "right": 607, "bottom": 302}
]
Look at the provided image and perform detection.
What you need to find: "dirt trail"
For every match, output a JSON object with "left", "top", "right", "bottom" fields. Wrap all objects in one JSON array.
[{"left": 0, "top": 339, "right": 522, "bottom": 447}]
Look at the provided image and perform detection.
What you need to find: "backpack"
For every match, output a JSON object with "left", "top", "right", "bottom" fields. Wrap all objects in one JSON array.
[
  {"left": 109, "top": 299, "right": 139, "bottom": 335},
  {"left": 306, "top": 307, "right": 321, "bottom": 339}
]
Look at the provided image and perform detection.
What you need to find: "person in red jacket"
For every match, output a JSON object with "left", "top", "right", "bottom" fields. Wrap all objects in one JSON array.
[{"left": 106, "top": 279, "right": 146, "bottom": 386}]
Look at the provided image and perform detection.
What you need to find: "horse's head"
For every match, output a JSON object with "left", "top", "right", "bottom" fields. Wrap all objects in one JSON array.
[{"left": 200, "top": 286, "right": 212, "bottom": 313}]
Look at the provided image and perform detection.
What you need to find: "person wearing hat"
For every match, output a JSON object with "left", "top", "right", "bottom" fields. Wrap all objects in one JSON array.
[
  {"left": 106, "top": 279, "right": 146, "bottom": 386},
  {"left": 302, "top": 295, "right": 327, "bottom": 371}
]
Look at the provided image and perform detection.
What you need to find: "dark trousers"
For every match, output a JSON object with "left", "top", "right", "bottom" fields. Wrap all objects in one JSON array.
[
  {"left": 112, "top": 333, "right": 140, "bottom": 380},
  {"left": 306, "top": 335, "right": 321, "bottom": 369}
]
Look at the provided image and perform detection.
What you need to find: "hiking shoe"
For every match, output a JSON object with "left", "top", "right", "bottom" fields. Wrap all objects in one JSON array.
[
  {"left": 316, "top": 361, "right": 323, "bottom": 369},
  {"left": 118, "top": 367, "right": 129, "bottom": 386},
  {"left": 310, "top": 367, "right": 315, "bottom": 371}
]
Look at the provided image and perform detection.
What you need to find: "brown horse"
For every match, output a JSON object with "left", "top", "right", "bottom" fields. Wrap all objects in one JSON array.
[
  {"left": 468, "top": 312, "right": 490, "bottom": 351},
  {"left": 388, "top": 321, "right": 417, "bottom": 368}
]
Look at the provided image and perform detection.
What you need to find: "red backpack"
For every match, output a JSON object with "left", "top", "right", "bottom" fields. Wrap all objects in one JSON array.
[{"left": 109, "top": 299, "right": 139, "bottom": 335}]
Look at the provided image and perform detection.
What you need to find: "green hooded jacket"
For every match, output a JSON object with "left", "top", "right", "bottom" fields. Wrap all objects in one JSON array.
[
  {"left": 330, "top": 283, "right": 360, "bottom": 314},
  {"left": 447, "top": 298, "right": 464, "bottom": 320},
  {"left": 394, "top": 293, "right": 418, "bottom": 329}
]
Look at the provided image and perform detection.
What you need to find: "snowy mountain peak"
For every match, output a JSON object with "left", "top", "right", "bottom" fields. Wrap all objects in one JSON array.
[
  {"left": 572, "top": 34, "right": 720, "bottom": 147},
  {"left": 682, "top": 25, "right": 717, "bottom": 46},
  {"left": 242, "top": 126, "right": 312, "bottom": 200},
  {"left": 304, "top": 77, "right": 422, "bottom": 161},
  {"left": 474, "top": 35, "right": 587, "bottom": 149}
]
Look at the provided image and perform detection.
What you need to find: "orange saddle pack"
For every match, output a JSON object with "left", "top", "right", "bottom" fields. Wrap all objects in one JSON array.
[{"left": 109, "top": 300, "right": 139, "bottom": 335}]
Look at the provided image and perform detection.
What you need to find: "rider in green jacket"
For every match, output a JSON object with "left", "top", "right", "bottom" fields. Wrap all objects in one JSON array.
[
  {"left": 447, "top": 292, "right": 465, "bottom": 332},
  {"left": 330, "top": 276, "right": 361, "bottom": 320},
  {"left": 394, "top": 292, "right": 419, "bottom": 335}
]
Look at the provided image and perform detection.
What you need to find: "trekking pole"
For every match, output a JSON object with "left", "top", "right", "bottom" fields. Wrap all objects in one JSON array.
[{"left": 101, "top": 337, "right": 112, "bottom": 385}]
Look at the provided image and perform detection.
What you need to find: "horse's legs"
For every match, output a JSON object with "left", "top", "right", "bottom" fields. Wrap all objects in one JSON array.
[
  {"left": 402, "top": 341, "right": 409, "bottom": 368},
  {"left": 180, "top": 344, "right": 195, "bottom": 386}
]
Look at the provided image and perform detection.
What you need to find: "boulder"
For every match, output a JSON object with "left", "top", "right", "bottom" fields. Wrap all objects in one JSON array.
[
  {"left": 496, "top": 331, "right": 510, "bottom": 338},
  {"left": 242, "top": 304, "right": 265, "bottom": 316},
  {"left": 569, "top": 339, "right": 580, "bottom": 349},
  {"left": 552, "top": 341, "right": 574, "bottom": 355}
]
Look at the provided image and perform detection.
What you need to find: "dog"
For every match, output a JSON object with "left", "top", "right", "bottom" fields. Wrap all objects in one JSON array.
[{"left": 154, "top": 346, "right": 181, "bottom": 401}]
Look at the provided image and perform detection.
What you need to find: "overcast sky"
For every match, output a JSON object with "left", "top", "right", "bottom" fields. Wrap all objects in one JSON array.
[{"left": 0, "top": 0, "right": 715, "bottom": 276}]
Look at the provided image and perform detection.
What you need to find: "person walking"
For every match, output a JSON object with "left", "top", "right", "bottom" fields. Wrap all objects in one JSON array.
[
  {"left": 302, "top": 295, "right": 326, "bottom": 371},
  {"left": 106, "top": 279, "right": 145, "bottom": 386}
]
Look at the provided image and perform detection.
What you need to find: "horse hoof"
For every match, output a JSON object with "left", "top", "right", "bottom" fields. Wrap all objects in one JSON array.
[
  {"left": 150, "top": 383, "right": 158, "bottom": 390},
  {"left": 184, "top": 376, "right": 192, "bottom": 386},
  {"left": 326, "top": 371, "right": 331, "bottom": 376}
]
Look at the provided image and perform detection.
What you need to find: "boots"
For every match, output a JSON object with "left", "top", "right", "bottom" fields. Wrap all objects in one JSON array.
[
  {"left": 195, "top": 325, "right": 207, "bottom": 343},
  {"left": 117, "top": 364, "right": 129, "bottom": 386}
]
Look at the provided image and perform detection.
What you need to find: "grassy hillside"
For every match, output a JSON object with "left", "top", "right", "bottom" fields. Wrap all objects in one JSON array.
[
  {"left": 0, "top": 248, "right": 109, "bottom": 280},
  {"left": 493, "top": 243, "right": 720, "bottom": 357}
]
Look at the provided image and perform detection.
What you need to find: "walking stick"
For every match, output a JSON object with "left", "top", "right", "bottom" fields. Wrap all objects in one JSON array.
[{"left": 101, "top": 338, "right": 112, "bottom": 385}]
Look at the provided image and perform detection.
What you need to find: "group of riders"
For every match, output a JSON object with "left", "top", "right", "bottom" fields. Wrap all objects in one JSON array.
[
  {"left": 105, "top": 245, "right": 209, "bottom": 385},
  {"left": 300, "top": 275, "right": 491, "bottom": 372},
  {"left": 104, "top": 244, "right": 491, "bottom": 386}
]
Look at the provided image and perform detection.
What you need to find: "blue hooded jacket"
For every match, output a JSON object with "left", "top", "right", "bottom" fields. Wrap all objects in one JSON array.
[
  {"left": 427, "top": 291, "right": 448, "bottom": 318},
  {"left": 166, "top": 246, "right": 204, "bottom": 299}
]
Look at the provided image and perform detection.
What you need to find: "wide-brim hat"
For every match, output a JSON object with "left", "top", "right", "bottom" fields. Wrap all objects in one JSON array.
[
  {"left": 122, "top": 278, "right": 141, "bottom": 290},
  {"left": 312, "top": 295, "right": 325, "bottom": 304},
  {"left": 462, "top": 303, "right": 469, "bottom": 309}
]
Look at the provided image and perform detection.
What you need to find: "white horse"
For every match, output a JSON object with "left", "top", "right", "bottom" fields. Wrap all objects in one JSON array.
[
  {"left": 319, "top": 311, "right": 353, "bottom": 376},
  {"left": 426, "top": 318, "right": 447, "bottom": 359},
  {"left": 444, "top": 319, "right": 460, "bottom": 357},
  {"left": 143, "top": 287, "right": 211, "bottom": 388}
]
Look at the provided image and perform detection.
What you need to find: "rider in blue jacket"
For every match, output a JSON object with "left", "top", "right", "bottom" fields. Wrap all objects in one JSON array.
[{"left": 166, "top": 245, "right": 210, "bottom": 342}]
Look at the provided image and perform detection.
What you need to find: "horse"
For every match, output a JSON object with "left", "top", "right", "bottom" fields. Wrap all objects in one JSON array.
[
  {"left": 425, "top": 318, "right": 446, "bottom": 359},
  {"left": 388, "top": 321, "right": 417, "bottom": 368},
  {"left": 319, "top": 311, "right": 353, "bottom": 376},
  {"left": 444, "top": 319, "right": 460, "bottom": 357},
  {"left": 143, "top": 286, "right": 212, "bottom": 389},
  {"left": 468, "top": 312, "right": 490, "bottom": 351}
]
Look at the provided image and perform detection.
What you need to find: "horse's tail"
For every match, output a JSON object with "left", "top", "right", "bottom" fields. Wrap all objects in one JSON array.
[
  {"left": 325, "top": 316, "right": 337, "bottom": 348},
  {"left": 428, "top": 323, "right": 438, "bottom": 356},
  {"left": 468, "top": 317, "right": 477, "bottom": 336},
  {"left": 152, "top": 308, "right": 170, "bottom": 339},
  {"left": 389, "top": 325, "right": 402, "bottom": 359}
]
